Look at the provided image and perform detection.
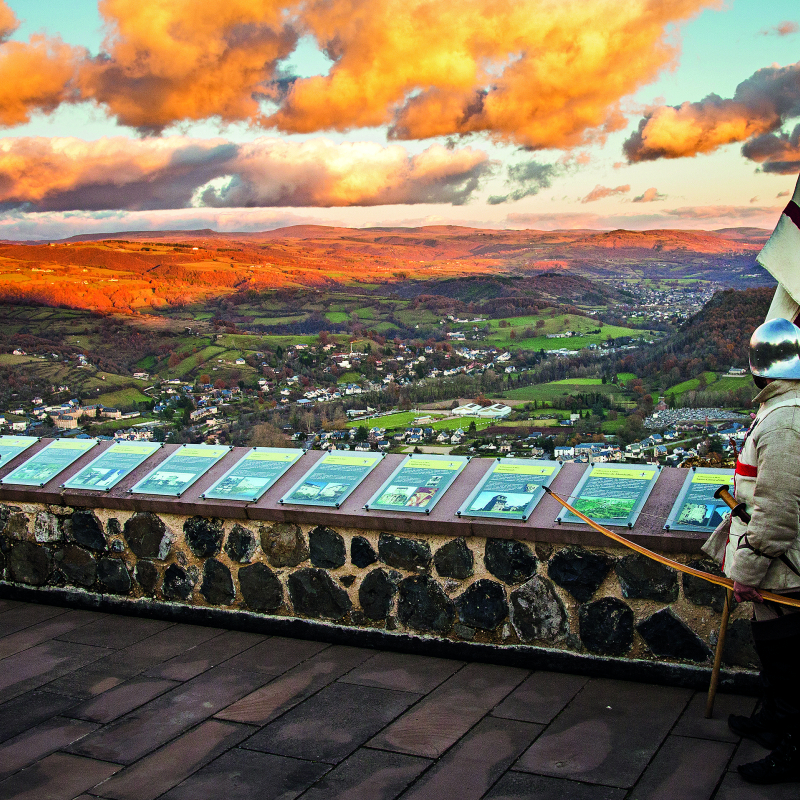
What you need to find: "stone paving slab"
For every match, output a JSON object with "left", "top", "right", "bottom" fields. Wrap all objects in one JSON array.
[
  {"left": 215, "top": 645, "right": 374, "bottom": 726},
  {"left": 243, "top": 681, "right": 421, "bottom": 764},
  {"left": 0, "top": 690, "right": 80, "bottom": 744},
  {"left": 339, "top": 651, "right": 464, "bottom": 693},
  {"left": 297, "top": 749, "right": 431, "bottom": 800},
  {"left": 89, "top": 719, "right": 255, "bottom": 800},
  {"left": 0, "top": 599, "right": 797, "bottom": 800},
  {"left": 367, "top": 663, "right": 528, "bottom": 758},
  {"left": 627, "top": 735, "right": 735, "bottom": 800},
  {"left": 515, "top": 678, "right": 693, "bottom": 788}
]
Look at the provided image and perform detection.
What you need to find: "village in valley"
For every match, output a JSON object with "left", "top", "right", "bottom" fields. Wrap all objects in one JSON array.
[{"left": 0, "top": 235, "right": 768, "bottom": 471}]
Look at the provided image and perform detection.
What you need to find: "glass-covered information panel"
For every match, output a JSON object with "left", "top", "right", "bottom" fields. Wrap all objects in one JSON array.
[
  {"left": 664, "top": 467, "right": 735, "bottom": 532},
  {"left": 203, "top": 447, "right": 303, "bottom": 502},
  {"left": 281, "top": 451, "right": 383, "bottom": 507},
  {"left": 2, "top": 438, "right": 98, "bottom": 486},
  {"left": 556, "top": 463, "right": 660, "bottom": 528},
  {"left": 366, "top": 454, "right": 468, "bottom": 514},
  {"left": 63, "top": 441, "right": 162, "bottom": 491},
  {"left": 130, "top": 444, "right": 230, "bottom": 497},
  {"left": 458, "top": 459, "right": 561, "bottom": 520},
  {"left": 0, "top": 436, "right": 38, "bottom": 469}
]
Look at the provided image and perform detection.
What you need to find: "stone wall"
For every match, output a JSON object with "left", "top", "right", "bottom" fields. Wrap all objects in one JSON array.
[{"left": 0, "top": 501, "right": 758, "bottom": 678}]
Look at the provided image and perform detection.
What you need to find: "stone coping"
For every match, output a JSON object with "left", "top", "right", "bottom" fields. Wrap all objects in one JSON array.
[{"left": 0, "top": 440, "right": 707, "bottom": 553}]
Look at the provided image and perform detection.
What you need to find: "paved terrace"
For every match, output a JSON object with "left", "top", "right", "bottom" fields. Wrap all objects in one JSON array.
[{"left": 0, "top": 599, "right": 787, "bottom": 800}]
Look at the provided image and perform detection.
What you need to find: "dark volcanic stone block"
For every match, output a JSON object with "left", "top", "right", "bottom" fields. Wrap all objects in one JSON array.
[
  {"left": 683, "top": 559, "right": 727, "bottom": 613},
  {"left": 200, "top": 558, "right": 235, "bottom": 605},
  {"left": 510, "top": 576, "right": 567, "bottom": 642},
  {"left": 397, "top": 574, "right": 455, "bottom": 633},
  {"left": 97, "top": 557, "right": 132, "bottom": 594},
  {"left": 260, "top": 522, "right": 309, "bottom": 568},
  {"left": 183, "top": 516, "right": 224, "bottom": 559},
  {"left": 434, "top": 538, "right": 474, "bottom": 579},
  {"left": 637, "top": 608, "right": 712, "bottom": 662},
  {"left": 134, "top": 560, "right": 159, "bottom": 593},
  {"left": 578, "top": 597, "right": 634, "bottom": 656},
  {"left": 124, "top": 513, "right": 171, "bottom": 560},
  {"left": 547, "top": 546, "right": 613, "bottom": 602},
  {"left": 5, "top": 511, "right": 29, "bottom": 539},
  {"left": 57, "top": 545, "right": 96, "bottom": 587},
  {"left": 722, "top": 618, "right": 760, "bottom": 669},
  {"left": 359, "top": 568, "right": 401, "bottom": 621},
  {"left": 70, "top": 510, "right": 106, "bottom": 552},
  {"left": 288, "top": 567, "right": 352, "bottom": 621},
  {"left": 351, "top": 536, "right": 377, "bottom": 568},
  {"left": 310, "top": 526, "right": 346, "bottom": 569},
  {"left": 485, "top": 538, "right": 537, "bottom": 585},
  {"left": 223, "top": 524, "right": 257, "bottom": 563},
  {"left": 9, "top": 541, "right": 51, "bottom": 585},
  {"left": 379, "top": 533, "right": 432, "bottom": 571},
  {"left": 615, "top": 553, "right": 678, "bottom": 602},
  {"left": 238, "top": 563, "right": 283, "bottom": 612},
  {"left": 162, "top": 563, "right": 195, "bottom": 601},
  {"left": 456, "top": 579, "right": 508, "bottom": 630}
]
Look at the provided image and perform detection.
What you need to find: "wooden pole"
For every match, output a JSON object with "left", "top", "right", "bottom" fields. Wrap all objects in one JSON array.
[{"left": 705, "top": 587, "right": 733, "bottom": 718}]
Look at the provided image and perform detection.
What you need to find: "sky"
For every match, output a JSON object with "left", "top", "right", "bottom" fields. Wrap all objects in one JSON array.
[{"left": 1, "top": 0, "right": 800, "bottom": 239}]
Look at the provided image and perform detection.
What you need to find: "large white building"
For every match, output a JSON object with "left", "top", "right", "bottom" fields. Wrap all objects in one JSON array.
[{"left": 452, "top": 403, "right": 512, "bottom": 420}]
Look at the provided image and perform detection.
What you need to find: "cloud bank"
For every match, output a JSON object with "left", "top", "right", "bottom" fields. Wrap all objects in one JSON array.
[
  {"left": 0, "top": 0, "right": 715, "bottom": 148},
  {"left": 0, "top": 136, "right": 494, "bottom": 211},
  {"left": 624, "top": 61, "right": 800, "bottom": 172}
]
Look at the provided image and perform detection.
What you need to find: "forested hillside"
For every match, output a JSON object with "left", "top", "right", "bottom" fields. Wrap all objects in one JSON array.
[{"left": 612, "top": 286, "right": 775, "bottom": 404}]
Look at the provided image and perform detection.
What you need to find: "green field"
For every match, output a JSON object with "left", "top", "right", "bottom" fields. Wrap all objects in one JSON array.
[
  {"left": 453, "top": 313, "right": 656, "bottom": 351},
  {"left": 346, "top": 410, "right": 449, "bottom": 430},
  {"left": 551, "top": 378, "right": 604, "bottom": 385},
  {"left": 337, "top": 371, "right": 363, "bottom": 384},
  {"left": 502, "top": 382, "right": 624, "bottom": 403},
  {"left": 94, "top": 387, "right": 151, "bottom": 408},
  {"left": 325, "top": 311, "right": 349, "bottom": 323},
  {"left": 666, "top": 372, "right": 717, "bottom": 395}
]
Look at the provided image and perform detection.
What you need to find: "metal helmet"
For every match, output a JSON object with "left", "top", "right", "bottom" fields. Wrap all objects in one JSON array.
[{"left": 749, "top": 317, "right": 800, "bottom": 379}]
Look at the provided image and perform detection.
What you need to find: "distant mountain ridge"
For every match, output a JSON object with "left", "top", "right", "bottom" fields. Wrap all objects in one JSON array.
[{"left": 0, "top": 226, "right": 774, "bottom": 314}]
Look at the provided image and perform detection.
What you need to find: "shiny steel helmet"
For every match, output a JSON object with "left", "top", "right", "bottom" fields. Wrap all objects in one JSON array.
[{"left": 749, "top": 317, "right": 800, "bottom": 379}]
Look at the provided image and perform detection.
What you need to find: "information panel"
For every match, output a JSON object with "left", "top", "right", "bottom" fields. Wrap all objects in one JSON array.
[
  {"left": 63, "top": 441, "right": 162, "bottom": 491},
  {"left": 556, "top": 463, "right": 660, "bottom": 528},
  {"left": 664, "top": 467, "right": 735, "bottom": 532},
  {"left": 281, "top": 451, "right": 383, "bottom": 507},
  {"left": 2, "top": 438, "right": 98, "bottom": 486},
  {"left": 130, "top": 444, "right": 230, "bottom": 497},
  {"left": 458, "top": 459, "right": 561, "bottom": 520},
  {"left": 366, "top": 454, "right": 468, "bottom": 514},
  {"left": 203, "top": 447, "right": 303, "bottom": 502},
  {"left": 0, "top": 436, "right": 38, "bottom": 469}
]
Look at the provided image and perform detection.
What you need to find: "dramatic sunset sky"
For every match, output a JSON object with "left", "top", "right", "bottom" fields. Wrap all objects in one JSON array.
[{"left": 1, "top": 0, "right": 799, "bottom": 238}]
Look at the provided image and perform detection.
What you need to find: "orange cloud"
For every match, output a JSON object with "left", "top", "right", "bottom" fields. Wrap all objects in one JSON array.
[
  {"left": 0, "top": 1, "right": 17, "bottom": 39},
  {"left": 46, "top": 0, "right": 715, "bottom": 144},
  {"left": 0, "top": 136, "right": 492, "bottom": 210},
  {"left": 269, "top": 0, "right": 714, "bottom": 147},
  {"left": 78, "top": 0, "right": 300, "bottom": 132},
  {"left": 0, "top": 1, "right": 84, "bottom": 127},
  {"left": 581, "top": 184, "right": 630, "bottom": 203},
  {"left": 624, "top": 61, "right": 800, "bottom": 164}
]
